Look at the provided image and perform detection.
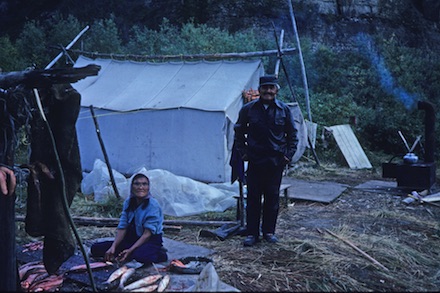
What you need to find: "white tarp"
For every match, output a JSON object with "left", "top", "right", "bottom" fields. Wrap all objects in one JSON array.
[{"left": 81, "top": 159, "right": 237, "bottom": 217}]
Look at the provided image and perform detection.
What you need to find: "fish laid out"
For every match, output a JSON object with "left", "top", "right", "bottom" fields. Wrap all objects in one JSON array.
[
  {"left": 123, "top": 274, "right": 163, "bottom": 291},
  {"left": 21, "top": 270, "right": 47, "bottom": 291},
  {"left": 104, "top": 265, "right": 129, "bottom": 284},
  {"left": 68, "top": 261, "right": 113, "bottom": 273},
  {"left": 130, "top": 284, "right": 158, "bottom": 292},
  {"left": 157, "top": 274, "right": 171, "bottom": 292},
  {"left": 118, "top": 267, "right": 136, "bottom": 289},
  {"left": 27, "top": 274, "right": 64, "bottom": 292},
  {"left": 21, "top": 241, "right": 44, "bottom": 252},
  {"left": 19, "top": 261, "right": 45, "bottom": 280}
]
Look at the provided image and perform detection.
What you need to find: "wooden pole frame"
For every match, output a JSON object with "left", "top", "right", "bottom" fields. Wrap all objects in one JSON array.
[
  {"left": 67, "top": 48, "right": 297, "bottom": 61},
  {"left": 89, "top": 105, "right": 121, "bottom": 199},
  {"left": 272, "top": 26, "right": 320, "bottom": 166},
  {"left": 288, "top": 0, "right": 312, "bottom": 122}
]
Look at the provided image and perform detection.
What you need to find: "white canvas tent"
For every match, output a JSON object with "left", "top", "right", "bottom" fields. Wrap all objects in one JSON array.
[{"left": 73, "top": 55, "right": 264, "bottom": 183}]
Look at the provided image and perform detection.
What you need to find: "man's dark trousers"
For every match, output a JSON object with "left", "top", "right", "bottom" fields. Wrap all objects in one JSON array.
[{"left": 245, "top": 162, "right": 284, "bottom": 238}]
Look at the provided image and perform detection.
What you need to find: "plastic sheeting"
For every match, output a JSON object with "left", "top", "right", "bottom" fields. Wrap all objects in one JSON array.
[{"left": 81, "top": 159, "right": 237, "bottom": 217}]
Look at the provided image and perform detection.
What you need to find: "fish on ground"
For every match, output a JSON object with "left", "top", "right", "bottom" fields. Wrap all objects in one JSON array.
[
  {"left": 27, "top": 274, "right": 64, "bottom": 292},
  {"left": 68, "top": 261, "right": 113, "bottom": 273},
  {"left": 19, "top": 265, "right": 46, "bottom": 282},
  {"left": 19, "top": 262, "right": 45, "bottom": 280},
  {"left": 118, "top": 267, "right": 136, "bottom": 289},
  {"left": 157, "top": 274, "right": 170, "bottom": 292},
  {"left": 129, "top": 284, "right": 158, "bottom": 292},
  {"left": 123, "top": 274, "right": 163, "bottom": 291},
  {"left": 104, "top": 265, "right": 129, "bottom": 284},
  {"left": 20, "top": 270, "right": 48, "bottom": 291}
]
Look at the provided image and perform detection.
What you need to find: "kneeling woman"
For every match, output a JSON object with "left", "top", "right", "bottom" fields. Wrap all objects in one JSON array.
[{"left": 90, "top": 172, "right": 168, "bottom": 264}]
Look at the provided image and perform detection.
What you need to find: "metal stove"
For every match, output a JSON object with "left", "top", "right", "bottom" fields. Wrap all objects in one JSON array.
[{"left": 382, "top": 101, "right": 436, "bottom": 190}]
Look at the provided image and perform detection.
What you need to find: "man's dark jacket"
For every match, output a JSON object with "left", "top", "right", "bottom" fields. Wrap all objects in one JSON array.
[{"left": 234, "top": 98, "right": 298, "bottom": 166}]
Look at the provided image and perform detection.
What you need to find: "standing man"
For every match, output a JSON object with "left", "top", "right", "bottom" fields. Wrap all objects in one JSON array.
[{"left": 234, "top": 75, "right": 297, "bottom": 247}]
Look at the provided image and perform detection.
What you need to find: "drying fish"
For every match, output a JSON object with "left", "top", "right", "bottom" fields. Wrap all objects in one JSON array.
[
  {"left": 118, "top": 267, "right": 136, "bottom": 289},
  {"left": 27, "top": 274, "right": 64, "bottom": 292},
  {"left": 18, "top": 261, "right": 43, "bottom": 278},
  {"left": 104, "top": 265, "right": 129, "bottom": 284},
  {"left": 19, "top": 260, "right": 43, "bottom": 270},
  {"left": 157, "top": 274, "right": 170, "bottom": 292},
  {"left": 21, "top": 241, "right": 44, "bottom": 252},
  {"left": 129, "top": 284, "right": 158, "bottom": 292},
  {"left": 68, "top": 261, "right": 113, "bottom": 272},
  {"left": 170, "top": 259, "right": 186, "bottom": 268},
  {"left": 19, "top": 262, "right": 46, "bottom": 280},
  {"left": 20, "top": 270, "right": 48, "bottom": 291},
  {"left": 123, "top": 274, "right": 163, "bottom": 291}
]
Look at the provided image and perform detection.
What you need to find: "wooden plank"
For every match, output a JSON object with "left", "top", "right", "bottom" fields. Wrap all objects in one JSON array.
[
  {"left": 421, "top": 193, "right": 440, "bottom": 202},
  {"left": 325, "top": 124, "right": 372, "bottom": 169}
]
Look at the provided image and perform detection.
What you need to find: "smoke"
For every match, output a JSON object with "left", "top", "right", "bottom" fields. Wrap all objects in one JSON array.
[{"left": 355, "top": 33, "right": 417, "bottom": 110}]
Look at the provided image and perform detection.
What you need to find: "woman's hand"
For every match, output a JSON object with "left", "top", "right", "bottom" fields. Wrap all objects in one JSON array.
[
  {"left": 104, "top": 246, "right": 116, "bottom": 262},
  {"left": 117, "top": 249, "right": 132, "bottom": 262}
]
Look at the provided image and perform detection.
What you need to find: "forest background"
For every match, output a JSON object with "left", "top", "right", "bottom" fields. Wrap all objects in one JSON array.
[{"left": 1, "top": 0, "right": 440, "bottom": 167}]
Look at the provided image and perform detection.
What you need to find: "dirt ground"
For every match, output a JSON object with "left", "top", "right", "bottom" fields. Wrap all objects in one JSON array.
[
  {"left": 17, "top": 161, "right": 440, "bottom": 292},
  {"left": 163, "top": 162, "right": 440, "bottom": 292}
]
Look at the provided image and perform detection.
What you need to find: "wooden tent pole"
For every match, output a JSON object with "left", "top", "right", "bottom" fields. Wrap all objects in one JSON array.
[
  {"left": 45, "top": 26, "right": 89, "bottom": 69},
  {"left": 271, "top": 24, "right": 297, "bottom": 103},
  {"left": 287, "top": 0, "right": 312, "bottom": 122},
  {"left": 274, "top": 29, "right": 285, "bottom": 77},
  {"left": 272, "top": 26, "right": 320, "bottom": 166},
  {"left": 89, "top": 106, "right": 121, "bottom": 199}
]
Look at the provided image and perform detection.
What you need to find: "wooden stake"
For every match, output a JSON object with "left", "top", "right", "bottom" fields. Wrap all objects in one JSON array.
[{"left": 323, "top": 228, "right": 390, "bottom": 272}]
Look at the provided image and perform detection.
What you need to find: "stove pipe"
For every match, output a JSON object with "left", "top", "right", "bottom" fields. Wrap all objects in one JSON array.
[{"left": 417, "top": 101, "right": 435, "bottom": 163}]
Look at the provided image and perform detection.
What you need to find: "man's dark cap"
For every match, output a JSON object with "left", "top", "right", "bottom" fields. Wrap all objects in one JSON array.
[{"left": 259, "top": 75, "right": 279, "bottom": 87}]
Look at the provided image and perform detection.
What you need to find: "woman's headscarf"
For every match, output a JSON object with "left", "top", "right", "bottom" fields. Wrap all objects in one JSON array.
[{"left": 126, "top": 172, "right": 152, "bottom": 211}]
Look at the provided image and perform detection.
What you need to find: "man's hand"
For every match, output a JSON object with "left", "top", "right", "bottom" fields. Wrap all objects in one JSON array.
[{"left": 0, "top": 166, "right": 16, "bottom": 196}]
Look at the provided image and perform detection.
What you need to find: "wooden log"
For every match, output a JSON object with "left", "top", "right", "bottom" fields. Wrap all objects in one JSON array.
[
  {"left": 16, "top": 215, "right": 236, "bottom": 229},
  {"left": 0, "top": 65, "right": 100, "bottom": 89},
  {"left": 166, "top": 219, "right": 239, "bottom": 227},
  {"left": 68, "top": 48, "right": 297, "bottom": 61}
]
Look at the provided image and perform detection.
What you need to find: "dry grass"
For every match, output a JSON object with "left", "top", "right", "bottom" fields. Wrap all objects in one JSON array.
[{"left": 15, "top": 161, "right": 440, "bottom": 292}]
